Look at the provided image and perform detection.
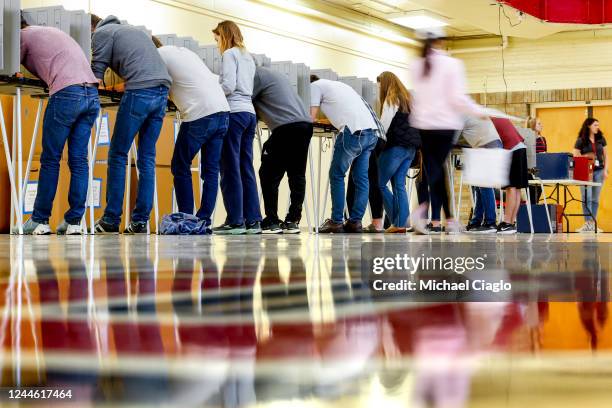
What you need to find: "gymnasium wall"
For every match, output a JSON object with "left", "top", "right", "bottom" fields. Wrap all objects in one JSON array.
[
  {"left": 454, "top": 29, "right": 612, "bottom": 93},
  {"left": 21, "top": 0, "right": 416, "bottom": 82}
]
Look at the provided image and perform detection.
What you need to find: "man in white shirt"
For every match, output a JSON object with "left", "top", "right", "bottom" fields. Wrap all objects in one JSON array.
[
  {"left": 310, "top": 76, "right": 381, "bottom": 233},
  {"left": 154, "top": 37, "right": 230, "bottom": 232}
]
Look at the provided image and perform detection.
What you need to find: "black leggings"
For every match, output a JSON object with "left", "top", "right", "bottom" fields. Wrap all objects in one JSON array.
[
  {"left": 346, "top": 138, "right": 385, "bottom": 219},
  {"left": 419, "top": 130, "right": 456, "bottom": 221}
]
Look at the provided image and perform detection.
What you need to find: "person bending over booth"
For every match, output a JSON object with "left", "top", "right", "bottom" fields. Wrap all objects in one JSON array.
[
  {"left": 459, "top": 116, "right": 503, "bottom": 234},
  {"left": 490, "top": 118, "right": 529, "bottom": 235},
  {"left": 91, "top": 15, "right": 172, "bottom": 234},
  {"left": 17, "top": 14, "right": 100, "bottom": 235},
  {"left": 152, "top": 37, "right": 230, "bottom": 234},
  {"left": 310, "top": 76, "right": 385, "bottom": 233},
  {"left": 252, "top": 66, "right": 313, "bottom": 234}
]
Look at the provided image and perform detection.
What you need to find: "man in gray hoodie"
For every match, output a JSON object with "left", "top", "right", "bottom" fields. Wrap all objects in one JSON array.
[
  {"left": 90, "top": 15, "right": 172, "bottom": 234},
  {"left": 253, "top": 66, "right": 312, "bottom": 234}
]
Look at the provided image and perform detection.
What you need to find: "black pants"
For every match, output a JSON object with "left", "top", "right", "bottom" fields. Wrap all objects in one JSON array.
[
  {"left": 346, "top": 138, "right": 385, "bottom": 219},
  {"left": 259, "top": 122, "right": 313, "bottom": 223},
  {"left": 419, "top": 130, "right": 456, "bottom": 221}
]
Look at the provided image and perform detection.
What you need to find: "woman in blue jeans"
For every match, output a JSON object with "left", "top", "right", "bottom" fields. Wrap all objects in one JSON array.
[
  {"left": 574, "top": 118, "right": 609, "bottom": 233},
  {"left": 212, "top": 21, "right": 262, "bottom": 235},
  {"left": 376, "top": 72, "right": 421, "bottom": 233}
]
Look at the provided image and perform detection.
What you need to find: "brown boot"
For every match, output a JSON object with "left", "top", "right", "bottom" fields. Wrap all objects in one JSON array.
[
  {"left": 317, "top": 219, "right": 344, "bottom": 233},
  {"left": 343, "top": 220, "right": 363, "bottom": 233}
]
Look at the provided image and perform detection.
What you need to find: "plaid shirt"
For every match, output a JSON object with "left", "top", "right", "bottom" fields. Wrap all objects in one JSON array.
[{"left": 535, "top": 136, "right": 547, "bottom": 153}]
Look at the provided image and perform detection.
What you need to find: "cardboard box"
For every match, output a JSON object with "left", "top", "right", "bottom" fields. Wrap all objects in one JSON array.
[
  {"left": 22, "top": 159, "right": 137, "bottom": 232},
  {"left": 0, "top": 96, "right": 14, "bottom": 233},
  {"left": 517, "top": 204, "right": 557, "bottom": 233}
]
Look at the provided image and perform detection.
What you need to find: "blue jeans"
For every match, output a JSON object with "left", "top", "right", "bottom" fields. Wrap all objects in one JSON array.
[
  {"left": 32, "top": 85, "right": 100, "bottom": 224},
  {"left": 329, "top": 128, "right": 377, "bottom": 223},
  {"left": 103, "top": 86, "right": 169, "bottom": 226},
  {"left": 378, "top": 146, "right": 415, "bottom": 227},
  {"left": 220, "top": 112, "right": 261, "bottom": 225},
  {"left": 171, "top": 112, "right": 229, "bottom": 226},
  {"left": 582, "top": 168, "right": 604, "bottom": 222},
  {"left": 470, "top": 187, "right": 497, "bottom": 225}
]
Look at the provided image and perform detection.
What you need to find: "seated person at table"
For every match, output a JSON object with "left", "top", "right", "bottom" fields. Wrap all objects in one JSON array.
[
  {"left": 310, "top": 75, "right": 384, "bottom": 233},
  {"left": 458, "top": 116, "right": 503, "bottom": 234},
  {"left": 17, "top": 13, "right": 100, "bottom": 235},
  {"left": 91, "top": 14, "right": 172, "bottom": 234},
  {"left": 252, "top": 66, "right": 312, "bottom": 234},
  {"left": 153, "top": 36, "right": 230, "bottom": 233}
]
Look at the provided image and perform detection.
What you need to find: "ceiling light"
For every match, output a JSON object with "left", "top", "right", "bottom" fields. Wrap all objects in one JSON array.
[{"left": 388, "top": 10, "right": 449, "bottom": 29}]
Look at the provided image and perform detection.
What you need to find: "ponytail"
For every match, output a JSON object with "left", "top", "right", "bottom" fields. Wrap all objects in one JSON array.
[{"left": 421, "top": 38, "right": 434, "bottom": 78}]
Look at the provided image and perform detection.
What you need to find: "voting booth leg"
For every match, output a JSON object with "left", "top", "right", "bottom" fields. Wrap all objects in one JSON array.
[
  {"left": 124, "top": 143, "right": 135, "bottom": 229},
  {"left": 316, "top": 137, "right": 323, "bottom": 230},
  {"left": 153, "top": 173, "right": 159, "bottom": 234},
  {"left": 537, "top": 180, "right": 553, "bottom": 233},
  {"left": 0, "top": 98, "right": 22, "bottom": 233},
  {"left": 498, "top": 189, "right": 505, "bottom": 224},
  {"left": 307, "top": 142, "right": 317, "bottom": 234},
  {"left": 16, "top": 90, "right": 24, "bottom": 232},
  {"left": 319, "top": 135, "right": 335, "bottom": 227},
  {"left": 524, "top": 188, "right": 534, "bottom": 234},
  {"left": 456, "top": 171, "right": 464, "bottom": 224},
  {"left": 19, "top": 99, "right": 43, "bottom": 234},
  {"left": 256, "top": 126, "right": 265, "bottom": 209},
  {"left": 87, "top": 110, "right": 104, "bottom": 234}
]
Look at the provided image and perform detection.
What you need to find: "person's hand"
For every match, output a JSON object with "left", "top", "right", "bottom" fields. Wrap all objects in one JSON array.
[{"left": 604, "top": 167, "right": 609, "bottom": 180}]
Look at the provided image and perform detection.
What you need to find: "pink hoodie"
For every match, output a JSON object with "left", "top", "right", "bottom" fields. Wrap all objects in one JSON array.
[{"left": 410, "top": 49, "right": 485, "bottom": 130}]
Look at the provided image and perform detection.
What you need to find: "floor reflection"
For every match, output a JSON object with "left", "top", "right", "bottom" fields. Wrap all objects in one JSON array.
[{"left": 0, "top": 234, "right": 611, "bottom": 407}]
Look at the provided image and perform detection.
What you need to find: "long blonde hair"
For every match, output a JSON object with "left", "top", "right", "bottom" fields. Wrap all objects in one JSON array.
[
  {"left": 526, "top": 116, "right": 541, "bottom": 135},
  {"left": 377, "top": 71, "right": 411, "bottom": 114},
  {"left": 212, "top": 20, "right": 246, "bottom": 53}
]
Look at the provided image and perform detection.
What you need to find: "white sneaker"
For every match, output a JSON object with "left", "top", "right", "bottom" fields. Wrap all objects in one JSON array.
[
  {"left": 409, "top": 204, "right": 429, "bottom": 235},
  {"left": 576, "top": 222, "right": 593, "bottom": 233},
  {"left": 446, "top": 220, "right": 465, "bottom": 235},
  {"left": 57, "top": 220, "right": 83, "bottom": 235},
  {"left": 13, "top": 218, "right": 51, "bottom": 235}
]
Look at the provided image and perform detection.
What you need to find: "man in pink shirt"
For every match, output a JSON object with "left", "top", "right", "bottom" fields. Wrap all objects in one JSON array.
[{"left": 16, "top": 13, "right": 100, "bottom": 235}]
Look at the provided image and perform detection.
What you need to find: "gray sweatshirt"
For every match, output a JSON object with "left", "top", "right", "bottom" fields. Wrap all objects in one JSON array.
[
  {"left": 220, "top": 47, "right": 255, "bottom": 114},
  {"left": 91, "top": 16, "right": 171, "bottom": 90},
  {"left": 252, "top": 66, "right": 311, "bottom": 131},
  {"left": 459, "top": 116, "right": 501, "bottom": 148}
]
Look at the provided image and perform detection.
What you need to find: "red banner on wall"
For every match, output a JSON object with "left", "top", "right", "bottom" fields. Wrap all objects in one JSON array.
[{"left": 501, "top": 0, "right": 612, "bottom": 24}]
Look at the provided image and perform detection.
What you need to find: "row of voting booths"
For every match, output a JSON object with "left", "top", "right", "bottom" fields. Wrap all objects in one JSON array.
[{"left": 0, "top": 2, "right": 382, "bottom": 234}]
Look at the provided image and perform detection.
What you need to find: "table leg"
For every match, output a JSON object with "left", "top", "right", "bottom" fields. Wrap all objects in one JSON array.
[{"left": 539, "top": 180, "right": 553, "bottom": 233}]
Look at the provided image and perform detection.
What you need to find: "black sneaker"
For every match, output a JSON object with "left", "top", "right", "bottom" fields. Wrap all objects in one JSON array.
[
  {"left": 470, "top": 223, "right": 498, "bottom": 234},
  {"left": 426, "top": 223, "right": 443, "bottom": 235},
  {"left": 262, "top": 218, "right": 283, "bottom": 234},
  {"left": 497, "top": 222, "right": 517, "bottom": 235},
  {"left": 124, "top": 221, "right": 148, "bottom": 234},
  {"left": 246, "top": 221, "right": 262, "bottom": 235},
  {"left": 213, "top": 223, "right": 247, "bottom": 235},
  {"left": 94, "top": 219, "right": 119, "bottom": 235},
  {"left": 281, "top": 220, "right": 300, "bottom": 234},
  {"left": 466, "top": 222, "right": 481, "bottom": 232}
]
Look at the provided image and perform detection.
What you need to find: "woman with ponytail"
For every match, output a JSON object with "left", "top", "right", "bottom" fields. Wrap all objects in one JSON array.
[{"left": 409, "top": 28, "right": 487, "bottom": 235}]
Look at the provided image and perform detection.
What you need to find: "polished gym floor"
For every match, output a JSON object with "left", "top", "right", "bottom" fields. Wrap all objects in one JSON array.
[{"left": 0, "top": 233, "right": 611, "bottom": 407}]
